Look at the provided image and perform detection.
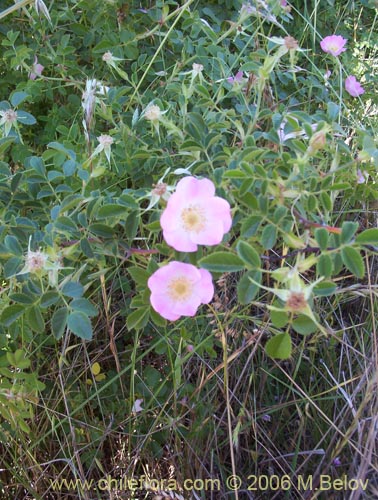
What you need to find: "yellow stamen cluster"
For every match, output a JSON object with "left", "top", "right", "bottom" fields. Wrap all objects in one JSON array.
[
  {"left": 167, "top": 277, "right": 193, "bottom": 301},
  {"left": 180, "top": 205, "right": 206, "bottom": 233}
]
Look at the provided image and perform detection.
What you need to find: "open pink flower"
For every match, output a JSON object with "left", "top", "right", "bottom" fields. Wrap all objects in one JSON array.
[
  {"left": 29, "top": 57, "right": 44, "bottom": 80},
  {"left": 148, "top": 261, "right": 214, "bottom": 321},
  {"left": 345, "top": 75, "right": 365, "bottom": 97},
  {"left": 160, "top": 176, "right": 232, "bottom": 252},
  {"left": 320, "top": 35, "right": 347, "bottom": 57}
]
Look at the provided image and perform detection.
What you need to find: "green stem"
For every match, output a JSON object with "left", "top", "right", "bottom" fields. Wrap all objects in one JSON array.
[{"left": 0, "top": 0, "right": 33, "bottom": 20}]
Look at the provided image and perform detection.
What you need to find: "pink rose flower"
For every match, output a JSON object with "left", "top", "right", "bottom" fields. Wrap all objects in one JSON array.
[
  {"left": 320, "top": 35, "right": 347, "bottom": 56},
  {"left": 148, "top": 261, "right": 214, "bottom": 320},
  {"left": 345, "top": 75, "right": 365, "bottom": 97},
  {"left": 29, "top": 57, "right": 44, "bottom": 80},
  {"left": 160, "top": 176, "right": 232, "bottom": 252}
]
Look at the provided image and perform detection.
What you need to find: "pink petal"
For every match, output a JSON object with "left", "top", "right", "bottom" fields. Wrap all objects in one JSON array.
[
  {"left": 148, "top": 261, "right": 199, "bottom": 290},
  {"left": 206, "top": 197, "right": 233, "bottom": 232},
  {"left": 163, "top": 228, "right": 198, "bottom": 252},
  {"left": 150, "top": 293, "right": 181, "bottom": 320},
  {"left": 192, "top": 217, "right": 226, "bottom": 246},
  {"left": 35, "top": 63, "right": 44, "bottom": 75},
  {"left": 171, "top": 295, "right": 202, "bottom": 317},
  {"left": 160, "top": 195, "right": 183, "bottom": 230},
  {"left": 345, "top": 75, "right": 364, "bottom": 97},
  {"left": 198, "top": 269, "right": 214, "bottom": 303},
  {"left": 175, "top": 176, "right": 215, "bottom": 199}
]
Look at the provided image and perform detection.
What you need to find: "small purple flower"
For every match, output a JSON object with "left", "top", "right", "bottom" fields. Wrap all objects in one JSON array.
[
  {"left": 227, "top": 71, "right": 244, "bottom": 85},
  {"left": 29, "top": 57, "right": 44, "bottom": 80},
  {"left": 357, "top": 169, "right": 368, "bottom": 184},
  {"left": 345, "top": 75, "right": 365, "bottom": 97}
]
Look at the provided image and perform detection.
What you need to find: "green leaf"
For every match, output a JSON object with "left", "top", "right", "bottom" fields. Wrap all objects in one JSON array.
[
  {"left": 314, "top": 228, "right": 329, "bottom": 251},
  {"left": 313, "top": 280, "right": 336, "bottom": 296},
  {"left": 273, "top": 206, "right": 288, "bottom": 223},
  {"left": 317, "top": 254, "right": 333, "bottom": 278},
  {"left": 119, "top": 194, "right": 139, "bottom": 209},
  {"left": 126, "top": 307, "right": 150, "bottom": 330},
  {"left": 51, "top": 308, "right": 68, "bottom": 339},
  {"left": 355, "top": 228, "right": 378, "bottom": 245},
  {"left": 320, "top": 192, "right": 332, "bottom": 211},
  {"left": 54, "top": 216, "right": 78, "bottom": 233},
  {"left": 26, "top": 306, "right": 45, "bottom": 333},
  {"left": 3, "top": 257, "right": 23, "bottom": 278},
  {"left": 341, "top": 246, "right": 365, "bottom": 278},
  {"left": 7, "top": 349, "right": 30, "bottom": 369},
  {"left": 125, "top": 211, "right": 140, "bottom": 240},
  {"left": 47, "top": 142, "right": 76, "bottom": 160},
  {"left": 80, "top": 238, "right": 94, "bottom": 258},
  {"left": 9, "top": 293, "right": 36, "bottom": 305},
  {"left": 223, "top": 170, "right": 247, "bottom": 179},
  {"left": 0, "top": 137, "right": 15, "bottom": 155},
  {"left": 238, "top": 192, "right": 258, "bottom": 210},
  {"left": 327, "top": 101, "right": 339, "bottom": 121},
  {"left": 10, "top": 91, "right": 29, "bottom": 107},
  {"left": 16, "top": 111, "right": 36, "bottom": 125},
  {"left": 199, "top": 252, "right": 245, "bottom": 273},
  {"left": 97, "top": 204, "right": 129, "bottom": 219},
  {"left": 237, "top": 270, "right": 261, "bottom": 304},
  {"left": 88, "top": 223, "right": 114, "bottom": 238},
  {"left": 70, "top": 298, "right": 98, "bottom": 317},
  {"left": 236, "top": 241, "right": 261, "bottom": 269},
  {"left": 292, "top": 315, "right": 318, "bottom": 335},
  {"left": 150, "top": 307, "right": 167, "bottom": 327},
  {"left": 40, "top": 291, "right": 60, "bottom": 308},
  {"left": 0, "top": 304, "right": 25, "bottom": 326},
  {"left": 62, "top": 281, "right": 84, "bottom": 298},
  {"left": 128, "top": 266, "right": 150, "bottom": 287},
  {"left": 341, "top": 221, "right": 359, "bottom": 244},
  {"left": 283, "top": 232, "right": 306, "bottom": 249},
  {"left": 4, "top": 235, "right": 23, "bottom": 256},
  {"left": 270, "top": 308, "right": 289, "bottom": 328},
  {"left": 241, "top": 215, "right": 262, "bottom": 238},
  {"left": 67, "top": 311, "right": 93, "bottom": 340},
  {"left": 29, "top": 156, "right": 46, "bottom": 176},
  {"left": 265, "top": 333, "right": 292, "bottom": 360},
  {"left": 261, "top": 224, "right": 277, "bottom": 250}
]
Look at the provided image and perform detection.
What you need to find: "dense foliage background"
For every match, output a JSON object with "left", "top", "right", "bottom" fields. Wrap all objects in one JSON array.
[{"left": 0, "top": 0, "right": 377, "bottom": 499}]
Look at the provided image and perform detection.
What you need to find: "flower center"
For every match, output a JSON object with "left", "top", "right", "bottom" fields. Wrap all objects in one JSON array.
[
  {"left": 286, "top": 291, "right": 307, "bottom": 312},
  {"left": 145, "top": 105, "right": 161, "bottom": 121},
  {"left": 180, "top": 205, "right": 206, "bottom": 233},
  {"left": 98, "top": 134, "right": 114, "bottom": 146},
  {"left": 4, "top": 109, "right": 17, "bottom": 123},
  {"left": 152, "top": 182, "right": 167, "bottom": 196},
  {"left": 167, "top": 276, "right": 193, "bottom": 301},
  {"left": 26, "top": 250, "right": 48, "bottom": 273},
  {"left": 284, "top": 36, "right": 298, "bottom": 50}
]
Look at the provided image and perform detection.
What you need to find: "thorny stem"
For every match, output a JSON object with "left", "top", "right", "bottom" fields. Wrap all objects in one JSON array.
[{"left": 292, "top": 208, "right": 342, "bottom": 234}]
